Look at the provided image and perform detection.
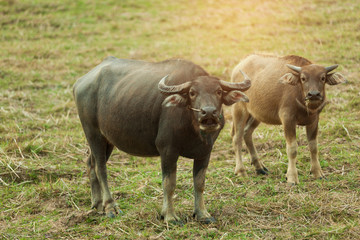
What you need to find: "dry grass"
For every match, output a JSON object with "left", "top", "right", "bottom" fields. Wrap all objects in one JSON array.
[{"left": 1, "top": 0, "right": 359, "bottom": 239}]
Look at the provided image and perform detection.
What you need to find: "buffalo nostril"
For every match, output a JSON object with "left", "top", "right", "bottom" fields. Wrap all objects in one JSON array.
[
  {"left": 201, "top": 107, "right": 217, "bottom": 117},
  {"left": 307, "top": 91, "right": 321, "bottom": 97}
]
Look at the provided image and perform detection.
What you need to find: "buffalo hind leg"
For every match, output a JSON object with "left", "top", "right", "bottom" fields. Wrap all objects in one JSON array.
[
  {"left": 87, "top": 154, "right": 102, "bottom": 211},
  {"left": 243, "top": 117, "right": 268, "bottom": 175},
  {"left": 160, "top": 149, "right": 181, "bottom": 224},
  {"left": 232, "top": 103, "right": 249, "bottom": 177},
  {"left": 87, "top": 142, "right": 115, "bottom": 212},
  {"left": 193, "top": 154, "right": 215, "bottom": 224},
  {"left": 84, "top": 127, "right": 118, "bottom": 217},
  {"left": 306, "top": 120, "right": 325, "bottom": 179}
]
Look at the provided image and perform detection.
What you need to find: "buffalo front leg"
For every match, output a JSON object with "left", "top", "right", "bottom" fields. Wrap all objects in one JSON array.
[
  {"left": 160, "top": 151, "right": 180, "bottom": 223},
  {"left": 282, "top": 119, "right": 299, "bottom": 184},
  {"left": 306, "top": 120, "right": 325, "bottom": 179},
  {"left": 232, "top": 104, "right": 249, "bottom": 177},
  {"left": 193, "top": 155, "right": 215, "bottom": 223}
]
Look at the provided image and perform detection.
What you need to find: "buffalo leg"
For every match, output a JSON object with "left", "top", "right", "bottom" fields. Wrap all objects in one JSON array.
[
  {"left": 87, "top": 142, "right": 114, "bottom": 211},
  {"left": 87, "top": 154, "right": 102, "bottom": 211},
  {"left": 306, "top": 120, "right": 325, "bottom": 179},
  {"left": 243, "top": 117, "right": 268, "bottom": 175},
  {"left": 83, "top": 126, "right": 117, "bottom": 217},
  {"left": 93, "top": 140, "right": 117, "bottom": 217},
  {"left": 193, "top": 155, "right": 215, "bottom": 223},
  {"left": 282, "top": 118, "right": 299, "bottom": 184},
  {"left": 231, "top": 104, "right": 249, "bottom": 176},
  {"left": 160, "top": 150, "right": 180, "bottom": 223}
]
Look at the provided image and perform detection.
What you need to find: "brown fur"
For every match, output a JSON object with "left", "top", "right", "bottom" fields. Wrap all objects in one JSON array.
[{"left": 231, "top": 54, "right": 346, "bottom": 184}]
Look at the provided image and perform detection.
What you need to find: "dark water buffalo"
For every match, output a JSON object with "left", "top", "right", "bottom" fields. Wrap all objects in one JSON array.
[
  {"left": 231, "top": 54, "right": 346, "bottom": 184},
  {"left": 73, "top": 56, "right": 251, "bottom": 223}
]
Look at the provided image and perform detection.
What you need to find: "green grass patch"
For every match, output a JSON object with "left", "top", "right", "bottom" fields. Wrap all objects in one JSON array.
[{"left": 1, "top": 0, "right": 359, "bottom": 239}]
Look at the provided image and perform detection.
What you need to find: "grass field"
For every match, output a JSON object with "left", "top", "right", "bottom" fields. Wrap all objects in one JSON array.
[{"left": 1, "top": 0, "right": 359, "bottom": 239}]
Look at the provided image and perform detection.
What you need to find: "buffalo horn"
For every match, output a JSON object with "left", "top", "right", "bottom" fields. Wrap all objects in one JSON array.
[
  {"left": 158, "top": 75, "right": 192, "bottom": 94},
  {"left": 220, "top": 70, "right": 251, "bottom": 91},
  {"left": 325, "top": 64, "right": 338, "bottom": 73},
  {"left": 286, "top": 64, "right": 302, "bottom": 73}
]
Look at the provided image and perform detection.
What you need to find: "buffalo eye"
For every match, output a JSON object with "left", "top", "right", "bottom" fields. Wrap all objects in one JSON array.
[
  {"left": 320, "top": 75, "right": 326, "bottom": 82},
  {"left": 216, "top": 89, "right": 222, "bottom": 96},
  {"left": 300, "top": 76, "right": 306, "bottom": 82},
  {"left": 189, "top": 89, "right": 196, "bottom": 98}
]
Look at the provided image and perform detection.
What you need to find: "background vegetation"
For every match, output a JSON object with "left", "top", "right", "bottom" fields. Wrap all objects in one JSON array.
[{"left": 1, "top": 0, "right": 359, "bottom": 239}]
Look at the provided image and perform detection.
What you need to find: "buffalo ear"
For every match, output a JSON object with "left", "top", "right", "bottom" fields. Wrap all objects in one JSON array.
[
  {"left": 279, "top": 73, "right": 298, "bottom": 85},
  {"left": 223, "top": 90, "right": 249, "bottom": 106},
  {"left": 162, "top": 94, "right": 187, "bottom": 107},
  {"left": 327, "top": 72, "right": 346, "bottom": 85}
]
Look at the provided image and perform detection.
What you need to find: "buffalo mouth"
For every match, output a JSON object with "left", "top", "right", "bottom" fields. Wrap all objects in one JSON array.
[
  {"left": 305, "top": 96, "right": 323, "bottom": 106},
  {"left": 304, "top": 96, "right": 324, "bottom": 109},
  {"left": 305, "top": 96, "right": 323, "bottom": 102},
  {"left": 199, "top": 117, "right": 220, "bottom": 132}
]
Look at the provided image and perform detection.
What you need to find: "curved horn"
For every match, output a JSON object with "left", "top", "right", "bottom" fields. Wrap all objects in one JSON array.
[
  {"left": 220, "top": 70, "right": 251, "bottom": 91},
  {"left": 286, "top": 64, "right": 302, "bottom": 73},
  {"left": 325, "top": 64, "right": 338, "bottom": 73},
  {"left": 158, "top": 75, "right": 192, "bottom": 94}
]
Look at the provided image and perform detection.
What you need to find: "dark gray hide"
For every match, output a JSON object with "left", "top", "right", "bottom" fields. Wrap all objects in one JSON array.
[{"left": 73, "top": 57, "right": 250, "bottom": 223}]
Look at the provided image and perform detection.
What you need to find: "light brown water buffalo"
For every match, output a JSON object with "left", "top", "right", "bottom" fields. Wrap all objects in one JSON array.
[
  {"left": 231, "top": 54, "right": 346, "bottom": 184},
  {"left": 73, "top": 56, "right": 251, "bottom": 224}
]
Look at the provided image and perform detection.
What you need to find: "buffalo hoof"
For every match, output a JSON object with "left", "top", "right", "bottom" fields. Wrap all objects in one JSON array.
[
  {"left": 234, "top": 169, "right": 248, "bottom": 177},
  {"left": 161, "top": 214, "right": 183, "bottom": 226},
  {"left": 311, "top": 170, "right": 326, "bottom": 180},
  {"left": 199, "top": 216, "right": 216, "bottom": 224},
  {"left": 106, "top": 211, "right": 116, "bottom": 218},
  {"left": 105, "top": 205, "right": 123, "bottom": 218},
  {"left": 193, "top": 213, "right": 216, "bottom": 224},
  {"left": 285, "top": 172, "right": 299, "bottom": 185},
  {"left": 91, "top": 202, "right": 104, "bottom": 212},
  {"left": 285, "top": 177, "right": 298, "bottom": 186},
  {"left": 256, "top": 168, "right": 269, "bottom": 175}
]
